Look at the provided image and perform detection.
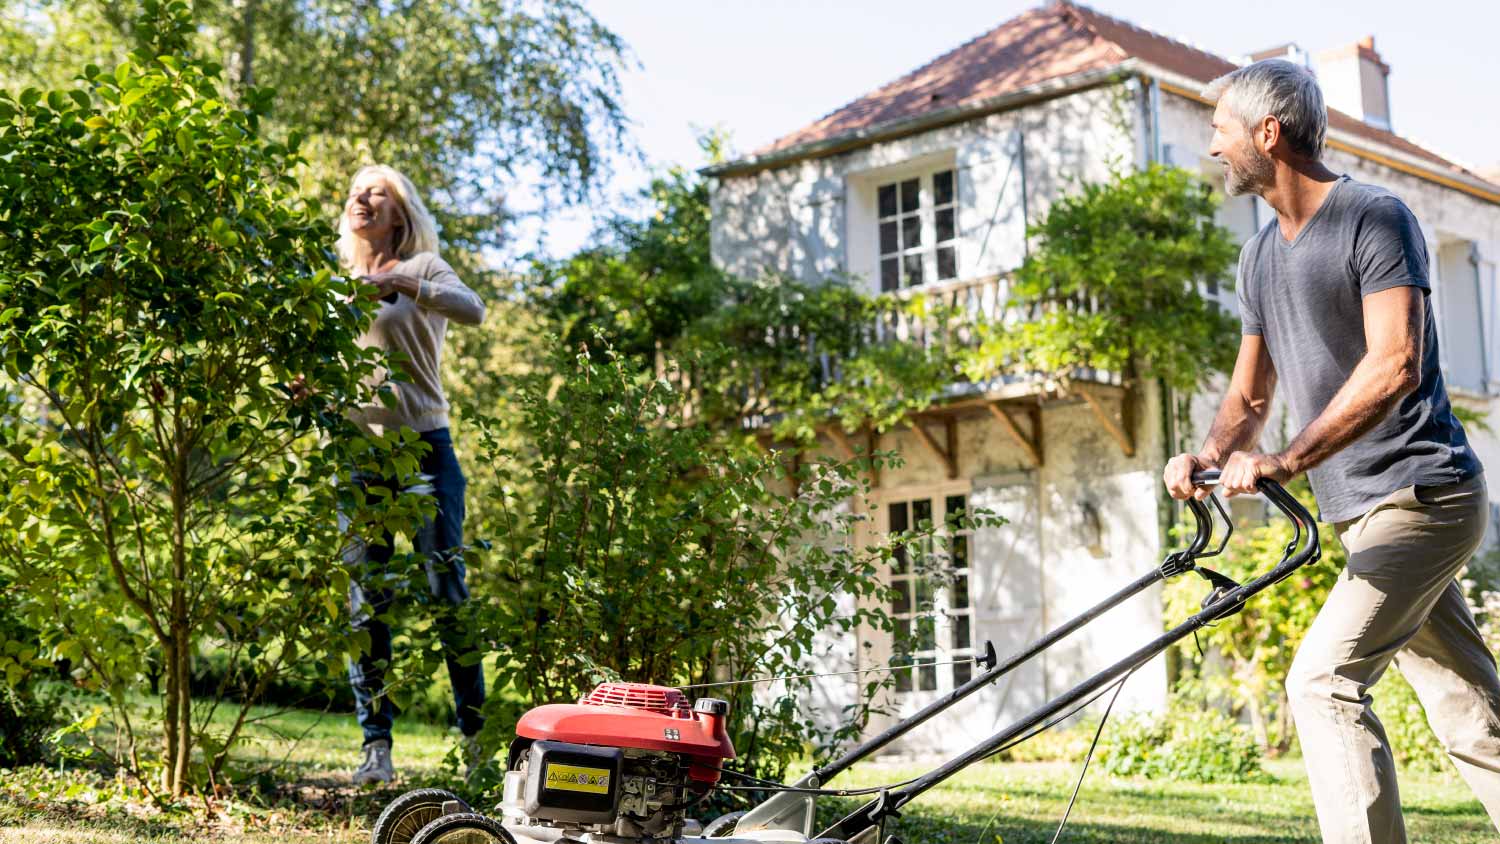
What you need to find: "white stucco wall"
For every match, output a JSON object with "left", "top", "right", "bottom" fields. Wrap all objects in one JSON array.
[{"left": 710, "top": 83, "right": 1140, "bottom": 293}]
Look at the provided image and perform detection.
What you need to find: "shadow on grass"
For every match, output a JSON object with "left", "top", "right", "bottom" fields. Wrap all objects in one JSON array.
[{"left": 0, "top": 796, "right": 184, "bottom": 841}]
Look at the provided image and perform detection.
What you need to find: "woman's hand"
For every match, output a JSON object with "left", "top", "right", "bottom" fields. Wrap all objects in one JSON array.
[
  {"left": 362, "top": 272, "right": 421, "bottom": 301},
  {"left": 288, "top": 374, "right": 313, "bottom": 401}
]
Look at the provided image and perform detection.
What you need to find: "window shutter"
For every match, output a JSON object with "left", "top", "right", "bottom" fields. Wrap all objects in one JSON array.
[
  {"left": 1437, "top": 241, "right": 1486, "bottom": 394},
  {"left": 958, "top": 129, "right": 1026, "bottom": 281}
]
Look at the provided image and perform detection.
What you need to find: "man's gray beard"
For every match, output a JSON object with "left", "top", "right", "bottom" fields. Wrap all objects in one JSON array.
[{"left": 1225, "top": 149, "right": 1274, "bottom": 197}]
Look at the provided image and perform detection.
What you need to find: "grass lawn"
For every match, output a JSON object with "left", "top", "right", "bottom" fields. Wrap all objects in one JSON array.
[{"left": 1, "top": 703, "right": 1493, "bottom": 843}]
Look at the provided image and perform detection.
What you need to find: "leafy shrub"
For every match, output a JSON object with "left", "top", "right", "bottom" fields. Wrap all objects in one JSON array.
[
  {"left": 1164, "top": 477, "right": 1468, "bottom": 772},
  {"left": 1100, "top": 704, "right": 1268, "bottom": 783},
  {"left": 1162, "top": 480, "right": 1340, "bottom": 755},
  {"left": 459, "top": 336, "right": 998, "bottom": 800},
  {"left": 1373, "top": 667, "right": 1449, "bottom": 774},
  {"left": 0, "top": 586, "right": 61, "bottom": 767},
  {"left": 998, "top": 716, "right": 1100, "bottom": 763},
  {"left": 0, "top": 683, "right": 63, "bottom": 767}
]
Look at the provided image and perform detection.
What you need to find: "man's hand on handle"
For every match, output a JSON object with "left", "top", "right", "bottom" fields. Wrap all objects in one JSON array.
[
  {"left": 1164, "top": 453, "right": 1216, "bottom": 501},
  {"left": 1164, "top": 450, "right": 1294, "bottom": 500},
  {"left": 1217, "top": 451, "right": 1293, "bottom": 497}
]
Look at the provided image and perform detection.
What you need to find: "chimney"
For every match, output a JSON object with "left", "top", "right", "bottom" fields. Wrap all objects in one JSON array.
[
  {"left": 1246, "top": 42, "right": 1312, "bottom": 69},
  {"left": 1313, "top": 36, "right": 1393, "bottom": 131}
]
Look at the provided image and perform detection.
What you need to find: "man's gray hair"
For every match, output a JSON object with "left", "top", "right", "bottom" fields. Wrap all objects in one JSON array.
[{"left": 1204, "top": 59, "right": 1327, "bottom": 160}]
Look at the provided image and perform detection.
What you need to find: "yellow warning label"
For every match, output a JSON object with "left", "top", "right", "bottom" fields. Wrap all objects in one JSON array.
[{"left": 544, "top": 763, "right": 611, "bottom": 794}]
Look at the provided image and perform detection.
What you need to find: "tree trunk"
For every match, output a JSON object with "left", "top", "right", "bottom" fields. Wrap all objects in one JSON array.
[
  {"left": 159, "top": 583, "right": 194, "bottom": 795},
  {"left": 161, "top": 638, "right": 180, "bottom": 795},
  {"left": 164, "top": 441, "right": 193, "bottom": 796},
  {"left": 171, "top": 601, "right": 192, "bottom": 794},
  {"left": 238, "top": 0, "right": 258, "bottom": 88}
]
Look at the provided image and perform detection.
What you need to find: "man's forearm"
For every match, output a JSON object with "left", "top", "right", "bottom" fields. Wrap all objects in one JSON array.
[
  {"left": 1276, "top": 352, "right": 1416, "bottom": 476},
  {"left": 1200, "top": 394, "right": 1270, "bottom": 465}
]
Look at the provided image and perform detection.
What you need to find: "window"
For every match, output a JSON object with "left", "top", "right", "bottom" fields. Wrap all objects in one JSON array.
[
  {"left": 888, "top": 493, "right": 973, "bottom": 694},
  {"left": 877, "top": 169, "right": 958, "bottom": 291}
]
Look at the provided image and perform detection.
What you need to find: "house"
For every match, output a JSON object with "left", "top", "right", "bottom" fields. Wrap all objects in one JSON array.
[{"left": 703, "top": 0, "right": 1500, "bottom": 756}]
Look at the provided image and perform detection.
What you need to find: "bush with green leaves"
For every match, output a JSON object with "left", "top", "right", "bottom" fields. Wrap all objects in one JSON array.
[
  {"left": 963, "top": 164, "right": 1240, "bottom": 391},
  {"left": 0, "top": 0, "right": 426, "bottom": 795},
  {"left": 458, "top": 336, "right": 997, "bottom": 797},
  {"left": 1100, "top": 703, "right": 1268, "bottom": 783},
  {"left": 0, "top": 575, "right": 60, "bottom": 768}
]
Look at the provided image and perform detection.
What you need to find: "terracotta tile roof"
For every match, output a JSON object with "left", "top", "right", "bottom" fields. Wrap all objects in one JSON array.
[
  {"left": 755, "top": 4, "right": 1122, "bottom": 156},
  {"left": 747, "top": 0, "right": 1496, "bottom": 196}
]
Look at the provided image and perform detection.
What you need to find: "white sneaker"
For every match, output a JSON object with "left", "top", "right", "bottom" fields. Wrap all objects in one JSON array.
[{"left": 352, "top": 739, "right": 394, "bottom": 785}]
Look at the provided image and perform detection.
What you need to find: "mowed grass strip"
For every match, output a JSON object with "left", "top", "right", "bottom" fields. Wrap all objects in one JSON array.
[
  {"left": 822, "top": 758, "right": 1494, "bottom": 843},
  {"left": 3, "top": 703, "right": 1495, "bottom": 843}
]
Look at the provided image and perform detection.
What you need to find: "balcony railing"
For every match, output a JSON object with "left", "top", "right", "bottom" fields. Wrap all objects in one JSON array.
[{"left": 654, "top": 273, "right": 1121, "bottom": 428}]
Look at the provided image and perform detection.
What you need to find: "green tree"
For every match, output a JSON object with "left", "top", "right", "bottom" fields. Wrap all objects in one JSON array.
[
  {"left": 1, "top": 0, "right": 632, "bottom": 263},
  {"left": 0, "top": 1, "right": 427, "bottom": 795},
  {"left": 539, "top": 142, "right": 721, "bottom": 364},
  {"left": 963, "top": 164, "right": 1240, "bottom": 390}
]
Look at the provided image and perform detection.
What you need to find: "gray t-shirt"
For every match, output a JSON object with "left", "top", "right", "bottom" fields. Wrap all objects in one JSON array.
[{"left": 1237, "top": 175, "right": 1480, "bottom": 523}]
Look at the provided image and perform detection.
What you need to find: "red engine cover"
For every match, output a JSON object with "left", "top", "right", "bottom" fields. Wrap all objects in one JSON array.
[{"left": 516, "top": 683, "right": 735, "bottom": 783}]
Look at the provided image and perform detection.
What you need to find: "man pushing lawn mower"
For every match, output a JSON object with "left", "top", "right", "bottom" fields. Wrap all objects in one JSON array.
[{"left": 1164, "top": 59, "right": 1500, "bottom": 844}]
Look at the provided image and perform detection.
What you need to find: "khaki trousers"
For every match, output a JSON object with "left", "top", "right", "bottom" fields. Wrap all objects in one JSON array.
[{"left": 1288, "top": 475, "right": 1500, "bottom": 843}]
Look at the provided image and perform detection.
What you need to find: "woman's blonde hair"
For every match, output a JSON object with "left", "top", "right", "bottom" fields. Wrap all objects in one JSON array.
[{"left": 336, "top": 164, "right": 440, "bottom": 267}]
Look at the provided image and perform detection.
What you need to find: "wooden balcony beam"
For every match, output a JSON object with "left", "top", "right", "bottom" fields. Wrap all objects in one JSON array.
[
  {"left": 986, "top": 401, "right": 1043, "bottom": 467},
  {"left": 1077, "top": 384, "right": 1135, "bottom": 458},
  {"left": 909, "top": 417, "right": 959, "bottom": 479},
  {"left": 821, "top": 425, "right": 857, "bottom": 461}
]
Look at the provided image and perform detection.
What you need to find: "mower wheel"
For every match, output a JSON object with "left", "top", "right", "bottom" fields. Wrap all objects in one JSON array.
[
  {"left": 701, "top": 810, "right": 746, "bottom": 837},
  {"left": 371, "top": 789, "right": 471, "bottom": 844},
  {"left": 410, "top": 812, "right": 517, "bottom": 844}
]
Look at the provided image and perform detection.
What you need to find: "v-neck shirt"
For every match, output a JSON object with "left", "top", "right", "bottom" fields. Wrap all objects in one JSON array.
[{"left": 1236, "top": 175, "right": 1480, "bottom": 522}]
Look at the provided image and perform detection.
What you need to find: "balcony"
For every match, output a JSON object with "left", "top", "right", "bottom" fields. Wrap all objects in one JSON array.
[{"left": 654, "top": 273, "right": 1136, "bottom": 473}]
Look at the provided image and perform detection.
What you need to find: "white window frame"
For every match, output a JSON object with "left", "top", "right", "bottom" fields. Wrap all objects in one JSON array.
[
  {"left": 875, "top": 167, "right": 959, "bottom": 292},
  {"left": 885, "top": 492, "right": 975, "bottom": 696}
]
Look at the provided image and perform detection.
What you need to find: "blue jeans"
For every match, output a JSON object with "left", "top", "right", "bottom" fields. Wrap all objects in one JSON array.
[{"left": 344, "top": 427, "right": 485, "bottom": 746}]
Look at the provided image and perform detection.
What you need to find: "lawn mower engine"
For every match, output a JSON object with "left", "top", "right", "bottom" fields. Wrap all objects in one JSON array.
[{"left": 498, "top": 682, "right": 735, "bottom": 841}]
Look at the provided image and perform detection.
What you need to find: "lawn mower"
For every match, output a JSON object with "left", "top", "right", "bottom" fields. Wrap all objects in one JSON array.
[{"left": 371, "top": 472, "right": 1318, "bottom": 844}]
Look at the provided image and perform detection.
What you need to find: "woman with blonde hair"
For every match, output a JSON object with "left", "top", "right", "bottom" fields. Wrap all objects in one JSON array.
[{"left": 336, "top": 164, "right": 488, "bottom": 785}]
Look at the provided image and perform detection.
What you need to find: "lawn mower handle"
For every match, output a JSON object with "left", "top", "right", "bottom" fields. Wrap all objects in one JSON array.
[
  {"left": 815, "top": 477, "right": 1318, "bottom": 842},
  {"left": 812, "top": 474, "right": 1230, "bottom": 783},
  {"left": 732, "top": 472, "right": 1237, "bottom": 837}
]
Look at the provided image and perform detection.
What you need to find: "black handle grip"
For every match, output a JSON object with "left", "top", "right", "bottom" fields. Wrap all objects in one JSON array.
[
  {"left": 1191, "top": 469, "right": 1221, "bottom": 486},
  {"left": 1183, "top": 497, "right": 1213, "bottom": 556},
  {"left": 1187, "top": 471, "right": 1316, "bottom": 562}
]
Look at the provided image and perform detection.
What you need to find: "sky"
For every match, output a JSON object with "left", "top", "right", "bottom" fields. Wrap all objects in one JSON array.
[{"left": 512, "top": 0, "right": 1500, "bottom": 261}]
